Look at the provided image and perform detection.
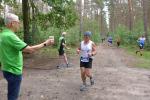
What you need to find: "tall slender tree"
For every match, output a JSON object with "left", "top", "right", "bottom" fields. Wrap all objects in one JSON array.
[
  {"left": 128, "top": 0, "right": 133, "bottom": 31},
  {"left": 142, "top": 0, "right": 149, "bottom": 43},
  {"left": 95, "top": 0, "right": 105, "bottom": 34},
  {"left": 22, "top": 0, "right": 31, "bottom": 44},
  {"left": 109, "top": 0, "right": 115, "bottom": 33},
  {"left": 79, "top": 0, "right": 84, "bottom": 41}
]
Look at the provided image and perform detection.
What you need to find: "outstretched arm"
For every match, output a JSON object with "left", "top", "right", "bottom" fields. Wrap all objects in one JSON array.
[{"left": 23, "top": 39, "right": 54, "bottom": 53}]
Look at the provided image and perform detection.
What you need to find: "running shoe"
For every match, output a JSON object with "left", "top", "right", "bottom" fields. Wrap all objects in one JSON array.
[{"left": 80, "top": 84, "right": 87, "bottom": 91}]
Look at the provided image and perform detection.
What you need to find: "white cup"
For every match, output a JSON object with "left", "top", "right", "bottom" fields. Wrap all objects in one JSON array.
[{"left": 49, "top": 36, "right": 54, "bottom": 43}]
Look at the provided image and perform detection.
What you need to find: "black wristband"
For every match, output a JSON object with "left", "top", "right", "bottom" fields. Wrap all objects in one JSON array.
[
  {"left": 44, "top": 43, "right": 46, "bottom": 47},
  {"left": 92, "top": 53, "right": 94, "bottom": 56}
]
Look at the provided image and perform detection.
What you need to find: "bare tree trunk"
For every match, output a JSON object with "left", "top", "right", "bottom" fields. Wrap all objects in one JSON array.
[
  {"left": 22, "top": 0, "right": 31, "bottom": 44},
  {"left": 30, "top": 0, "right": 39, "bottom": 43},
  {"left": 79, "top": 0, "right": 84, "bottom": 41},
  {"left": 100, "top": 7, "right": 103, "bottom": 34},
  {"left": 142, "top": 0, "right": 149, "bottom": 43},
  {"left": 109, "top": 0, "right": 115, "bottom": 33},
  {"left": 128, "top": 0, "right": 133, "bottom": 31},
  {"left": 147, "top": 6, "right": 150, "bottom": 28}
]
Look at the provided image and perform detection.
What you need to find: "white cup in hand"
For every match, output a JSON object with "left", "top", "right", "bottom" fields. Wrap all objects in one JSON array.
[{"left": 49, "top": 36, "right": 54, "bottom": 44}]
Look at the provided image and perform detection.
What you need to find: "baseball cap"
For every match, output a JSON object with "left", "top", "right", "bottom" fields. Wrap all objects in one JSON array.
[
  {"left": 4, "top": 13, "right": 19, "bottom": 25},
  {"left": 84, "top": 31, "right": 92, "bottom": 36}
]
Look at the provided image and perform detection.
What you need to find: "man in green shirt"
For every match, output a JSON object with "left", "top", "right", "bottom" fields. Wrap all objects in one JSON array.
[
  {"left": 0, "top": 13, "right": 54, "bottom": 100},
  {"left": 57, "top": 32, "right": 70, "bottom": 68}
]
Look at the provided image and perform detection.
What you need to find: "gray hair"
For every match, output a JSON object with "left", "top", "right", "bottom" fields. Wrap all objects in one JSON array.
[{"left": 4, "top": 13, "right": 19, "bottom": 25}]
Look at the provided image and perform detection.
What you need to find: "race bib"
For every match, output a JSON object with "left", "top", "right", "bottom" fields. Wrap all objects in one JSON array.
[{"left": 80, "top": 57, "right": 89, "bottom": 62}]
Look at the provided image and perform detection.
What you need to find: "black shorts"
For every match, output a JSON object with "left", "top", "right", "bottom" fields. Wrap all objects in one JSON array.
[
  {"left": 108, "top": 41, "right": 112, "bottom": 44},
  {"left": 139, "top": 45, "right": 144, "bottom": 49},
  {"left": 58, "top": 49, "right": 65, "bottom": 56},
  {"left": 138, "top": 44, "right": 144, "bottom": 49},
  {"left": 80, "top": 58, "right": 93, "bottom": 68}
]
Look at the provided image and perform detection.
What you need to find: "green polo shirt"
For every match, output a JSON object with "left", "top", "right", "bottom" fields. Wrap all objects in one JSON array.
[
  {"left": 0, "top": 28, "right": 27, "bottom": 75},
  {"left": 58, "top": 36, "right": 66, "bottom": 50}
]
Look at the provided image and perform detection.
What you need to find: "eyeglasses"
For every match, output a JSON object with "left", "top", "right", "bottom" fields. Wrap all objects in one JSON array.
[
  {"left": 12, "top": 21, "right": 20, "bottom": 24},
  {"left": 84, "top": 35, "right": 90, "bottom": 37}
]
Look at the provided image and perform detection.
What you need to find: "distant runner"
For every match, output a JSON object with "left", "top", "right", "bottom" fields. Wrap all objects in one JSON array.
[
  {"left": 136, "top": 35, "right": 146, "bottom": 56},
  {"left": 101, "top": 37, "right": 106, "bottom": 43},
  {"left": 107, "top": 35, "right": 113, "bottom": 46},
  {"left": 77, "top": 31, "right": 97, "bottom": 91},
  {"left": 116, "top": 35, "right": 121, "bottom": 47}
]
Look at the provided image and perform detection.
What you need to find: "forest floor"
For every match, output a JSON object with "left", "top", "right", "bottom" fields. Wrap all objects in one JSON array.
[{"left": 0, "top": 44, "right": 150, "bottom": 100}]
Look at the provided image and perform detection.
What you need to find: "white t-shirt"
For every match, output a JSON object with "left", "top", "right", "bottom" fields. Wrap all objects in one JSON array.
[
  {"left": 139, "top": 37, "right": 146, "bottom": 44},
  {"left": 80, "top": 40, "right": 93, "bottom": 62}
]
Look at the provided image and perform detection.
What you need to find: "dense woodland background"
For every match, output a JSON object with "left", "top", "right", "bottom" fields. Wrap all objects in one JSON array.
[{"left": 0, "top": 0, "right": 150, "bottom": 49}]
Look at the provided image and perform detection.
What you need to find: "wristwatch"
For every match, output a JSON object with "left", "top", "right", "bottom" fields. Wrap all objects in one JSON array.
[
  {"left": 44, "top": 43, "right": 47, "bottom": 47},
  {"left": 91, "top": 53, "right": 94, "bottom": 56}
]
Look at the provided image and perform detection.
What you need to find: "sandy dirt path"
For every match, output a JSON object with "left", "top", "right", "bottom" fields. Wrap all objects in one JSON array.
[{"left": 0, "top": 45, "right": 150, "bottom": 100}]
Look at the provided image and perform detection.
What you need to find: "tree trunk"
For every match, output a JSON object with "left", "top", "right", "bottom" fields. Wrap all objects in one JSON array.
[
  {"left": 147, "top": 1, "right": 150, "bottom": 32},
  {"left": 100, "top": 7, "right": 103, "bottom": 34},
  {"left": 79, "top": 0, "right": 84, "bottom": 41},
  {"left": 109, "top": 0, "right": 115, "bottom": 33},
  {"left": 128, "top": 0, "right": 133, "bottom": 31},
  {"left": 30, "top": 0, "right": 38, "bottom": 43},
  {"left": 22, "top": 0, "right": 31, "bottom": 44},
  {"left": 142, "top": 0, "right": 149, "bottom": 43}
]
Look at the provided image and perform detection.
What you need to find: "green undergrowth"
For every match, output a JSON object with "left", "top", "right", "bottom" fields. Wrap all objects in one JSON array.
[
  {"left": 121, "top": 45, "right": 150, "bottom": 69},
  {"left": 37, "top": 46, "right": 77, "bottom": 58}
]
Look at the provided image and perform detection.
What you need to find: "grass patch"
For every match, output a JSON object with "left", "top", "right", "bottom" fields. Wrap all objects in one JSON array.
[
  {"left": 38, "top": 47, "right": 58, "bottom": 58},
  {"left": 135, "top": 60, "right": 150, "bottom": 69},
  {"left": 121, "top": 45, "right": 150, "bottom": 69},
  {"left": 38, "top": 46, "right": 77, "bottom": 58}
]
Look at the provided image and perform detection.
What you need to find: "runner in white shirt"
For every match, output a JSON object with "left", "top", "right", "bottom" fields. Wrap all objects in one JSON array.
[{"left": 77, "top": 31, "right": 96, "bottom": 91}]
